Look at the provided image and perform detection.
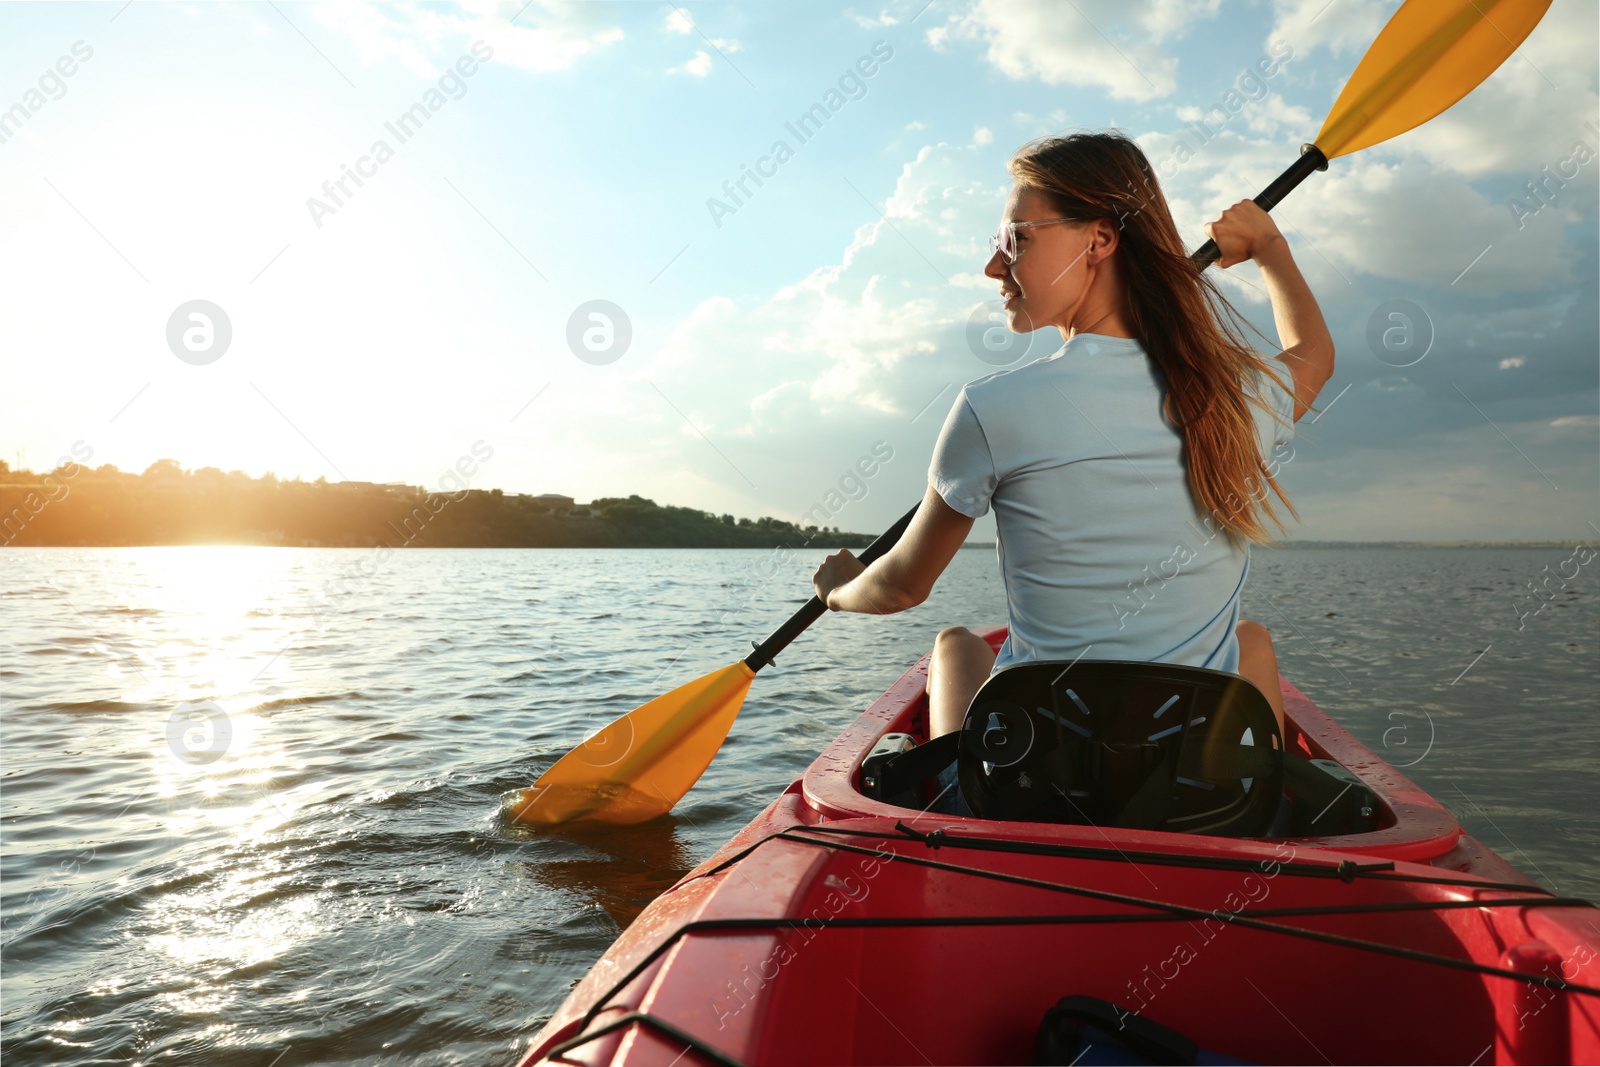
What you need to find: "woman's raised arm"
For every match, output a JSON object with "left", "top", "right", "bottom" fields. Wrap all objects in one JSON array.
[{"left": 1205, "top": 200, "right": 1335, "bottom": 422}]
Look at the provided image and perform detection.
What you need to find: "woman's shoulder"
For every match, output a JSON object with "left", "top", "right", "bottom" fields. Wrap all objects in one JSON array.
[
  {"left": 961, "top": 346, "right": 1068, "bottom": 396},
  {"left": 961, "top": 334, "right": 1147, "bottom": 404}
]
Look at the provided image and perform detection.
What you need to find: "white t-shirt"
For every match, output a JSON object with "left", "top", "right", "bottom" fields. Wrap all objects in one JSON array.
[{"left": 928, "top": 332, "right": 1297, "bottom": 675}]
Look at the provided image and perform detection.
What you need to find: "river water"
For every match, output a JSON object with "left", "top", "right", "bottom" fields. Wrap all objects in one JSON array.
[{"left": 2, "top": 544, "right": 1596, "bottom": 1064}]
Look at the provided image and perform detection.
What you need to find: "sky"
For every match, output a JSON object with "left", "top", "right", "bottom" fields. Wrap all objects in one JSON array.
[{"left": 1, "top": 0, "right": 1595, "bottom": 542}]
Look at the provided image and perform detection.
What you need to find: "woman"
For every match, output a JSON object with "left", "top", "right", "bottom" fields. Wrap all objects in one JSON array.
[{"left": 810, "top": 131, "right": 1334, "bottom": 786}]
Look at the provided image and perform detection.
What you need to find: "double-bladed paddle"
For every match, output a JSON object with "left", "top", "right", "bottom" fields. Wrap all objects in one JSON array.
[{"left": 504, "top": 0, "right": 1553, "bottom": 827}]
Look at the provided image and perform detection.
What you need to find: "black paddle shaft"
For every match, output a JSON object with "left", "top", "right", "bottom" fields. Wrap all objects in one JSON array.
[
  {"left": 744, "top": 142, "right": 1329, "bottom": 674},
  {"left": 1189, "top": 143, "right": 1329, "bottom": 269},
  {"left": 744, "top": 501, "right": 921, "bottom": 672}
]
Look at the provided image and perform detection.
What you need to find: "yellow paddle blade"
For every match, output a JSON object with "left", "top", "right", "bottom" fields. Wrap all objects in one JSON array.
[
  {"left": 1317, "top": 0, "right": 1552, "bottom": 159},
  {"left": 502, "top": 661, "right": 756, "bottom": 827}
]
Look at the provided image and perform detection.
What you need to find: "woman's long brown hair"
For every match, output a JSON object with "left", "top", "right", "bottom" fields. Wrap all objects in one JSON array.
[{"left": 1008, "top": 130, "right": 1298, "bottom": 547}]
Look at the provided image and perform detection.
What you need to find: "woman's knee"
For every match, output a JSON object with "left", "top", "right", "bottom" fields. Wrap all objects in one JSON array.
[
  {"left": 934, "top": 626, "right": 993, "bottom": 663},
  {"left": 928, "top": 627, "right": 992, "bottom": 737},
  {"left": 1236, "top": 619, "right": 1272, "bottom": 649},
  {"left": 933, "top": 626, "right": 978, "bottom": 660}
]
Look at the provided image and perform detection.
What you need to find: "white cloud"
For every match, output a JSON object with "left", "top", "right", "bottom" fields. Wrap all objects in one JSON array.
[
  {"left": 936, "top": 0, "right": 1226, "bottom": 101},
  {"left": 1264, "top": 0, "right": 1392, "bottom": 61},
  {"left": 1501, "top": 356, "right": 1527, "bottom": 369},
  {"left": 1239, "top": 93, "right": 1315, "bottom": 139},
  {"left": 973, "top": 126, "right": 993, "bottom": 145},
  {"left": 853, "top": 11, "right": 900, "bottom": 29},
  {"left": 663, "top": 16, "right": 742, "bottom": 77},
  {"left": 312, "top": 1, "right": 625, "bottom": 76},
  {"left": 1142, "top": 0, "right": 1223, "bottom": 38},
  {"left": 668, "top": 51, "right": 714, "bottom": 77},
  {"left": 657, "top": 8, "right": 743, "bottom": 58}
]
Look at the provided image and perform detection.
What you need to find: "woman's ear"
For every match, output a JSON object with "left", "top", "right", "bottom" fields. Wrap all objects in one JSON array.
[{"left": 1089, "top": 218, "right": 1120, "bottom": 261}]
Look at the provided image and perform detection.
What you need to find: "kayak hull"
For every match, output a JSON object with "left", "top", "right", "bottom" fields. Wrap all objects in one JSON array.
[{"left": 517, "top": 627, "right": 1600, "bottom": 1066}]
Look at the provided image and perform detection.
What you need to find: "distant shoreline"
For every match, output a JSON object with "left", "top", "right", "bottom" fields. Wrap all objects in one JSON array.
[
  {"left": 0, "top": 469, "right": 880, "bottom": 551},
  {"left": 1, "top": 465, "right": 1587, "bottom": 552}
]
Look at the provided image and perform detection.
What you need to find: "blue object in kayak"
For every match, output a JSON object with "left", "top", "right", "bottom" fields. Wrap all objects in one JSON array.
[{"left": 1032, "top": 995, "right": 1255, "bottom": 1065}]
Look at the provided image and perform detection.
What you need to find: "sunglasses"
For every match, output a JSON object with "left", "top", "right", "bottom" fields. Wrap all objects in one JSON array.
[{"left": 988, "top": 217, "right": 1092, "bottom": 265}]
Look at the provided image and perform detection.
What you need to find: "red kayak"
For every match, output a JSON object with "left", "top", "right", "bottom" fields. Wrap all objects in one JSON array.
[{"left": 515, "top": 626, "right": 1600, "bottom": 1066}]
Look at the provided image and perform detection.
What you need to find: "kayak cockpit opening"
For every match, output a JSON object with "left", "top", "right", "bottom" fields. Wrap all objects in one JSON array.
[{"left": 856, "top": 659, "right": 1384, "bottom": 839}]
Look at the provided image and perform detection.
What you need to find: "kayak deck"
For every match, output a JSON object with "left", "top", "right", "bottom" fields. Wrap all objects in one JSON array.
[{"left": 518, "top": 627, "right": 1600, "bottom": 1066}]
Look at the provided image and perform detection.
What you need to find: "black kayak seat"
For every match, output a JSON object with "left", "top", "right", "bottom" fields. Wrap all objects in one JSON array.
[
  {"left": 959, "top": 660, "right": 1285, "bottom": 836},
  {"left": 858, "top": 660, "right": 1381, "bottom": 838}
]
